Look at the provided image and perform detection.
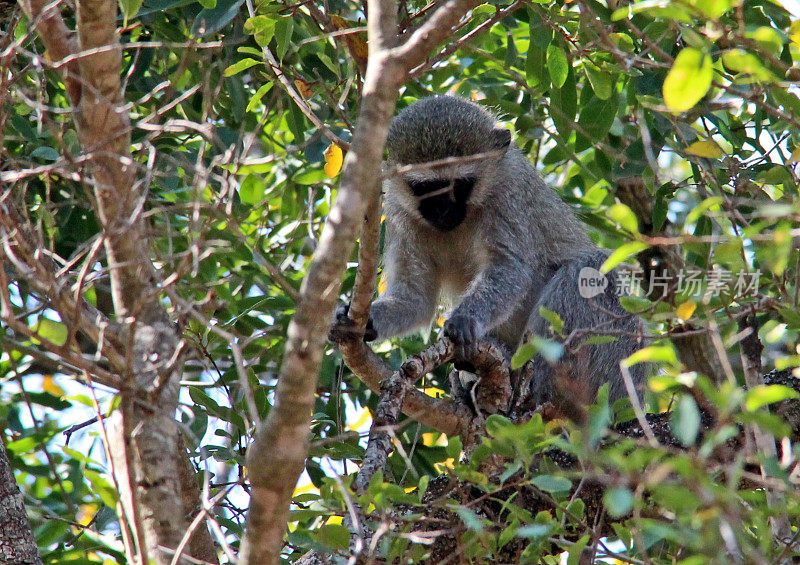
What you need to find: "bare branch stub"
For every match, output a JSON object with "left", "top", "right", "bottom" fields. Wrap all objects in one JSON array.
[
  {"left": 353, "top": 338, "right": 455, "bottom": 493},
  {"left": 354, "top": 337, "right": 516, "bottom": 491}
]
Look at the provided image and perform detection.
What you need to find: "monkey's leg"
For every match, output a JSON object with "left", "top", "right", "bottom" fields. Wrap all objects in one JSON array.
[{"left": 525, "top": 250, "right": 645, "bottom": 409}]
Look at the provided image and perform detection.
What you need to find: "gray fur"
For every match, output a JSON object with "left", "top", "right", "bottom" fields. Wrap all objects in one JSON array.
[{"left": 368, "top": 95, "right": 645, "bottom": 406}]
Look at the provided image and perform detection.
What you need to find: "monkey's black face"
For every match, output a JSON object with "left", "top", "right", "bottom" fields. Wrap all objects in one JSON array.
[{"left": 407, "top": 176, "right": 476, "bottom": 231}]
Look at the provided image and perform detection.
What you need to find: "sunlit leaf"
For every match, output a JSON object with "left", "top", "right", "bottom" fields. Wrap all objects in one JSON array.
[
  {"left": 33, "top": 318, "right": 68, "bottom": 346},
  {"left": 722, "top": 49, "right": 776, "bottom": 82},
  {"left": 42, "top": 376, "right": 65, "bottom": 397},
  {"left": 685, "top": 140, "right": 724, "bottom": 158},
  {"left": 663, "top": 48, "right": 713, "bottom": 112},
  {"left": 676, "top": 300, "right": 697, "bottom": 321},
  {"left": 224, "top": 58, "right": 261, "bottom": 77},
  {"left": 745, "top": 385, "right": 799, "bottom": 411},
  {"left": 623, "top": 345, "right": 678, "bottom": 367},
  {"left": 601, "top": 241, "right": 649, "bottom": 272}
]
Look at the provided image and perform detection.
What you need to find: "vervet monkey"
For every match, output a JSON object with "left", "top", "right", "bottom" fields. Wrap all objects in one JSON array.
[{"left": 331, "top": 96, "right": 645, "bottom": 407}]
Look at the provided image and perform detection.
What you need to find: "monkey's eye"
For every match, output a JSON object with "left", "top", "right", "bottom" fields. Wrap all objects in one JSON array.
[{"left": 406, "top": 179, "right": 450, "bottom": 197}]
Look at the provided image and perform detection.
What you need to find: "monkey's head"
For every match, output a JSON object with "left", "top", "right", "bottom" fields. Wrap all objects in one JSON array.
[{"left": 385, "top": 96, "right": 512, "bottom": 232}]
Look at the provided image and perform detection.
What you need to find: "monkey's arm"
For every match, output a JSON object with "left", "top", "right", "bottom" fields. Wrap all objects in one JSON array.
[
  {"left": 369, "top": 239, "right": 440, "bottom": 341},
  {"left": 444, "top": 254, "right": 531, "bottom": 350}
]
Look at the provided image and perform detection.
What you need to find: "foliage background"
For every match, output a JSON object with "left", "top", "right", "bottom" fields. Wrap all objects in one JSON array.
[{"left": 2, "top": 0, "right": 800, "bottom": 561}]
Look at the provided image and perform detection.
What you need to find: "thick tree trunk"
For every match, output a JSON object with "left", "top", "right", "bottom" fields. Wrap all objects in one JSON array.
[{"left": 0, "top": 441, "right": 41, "bottom": 565}]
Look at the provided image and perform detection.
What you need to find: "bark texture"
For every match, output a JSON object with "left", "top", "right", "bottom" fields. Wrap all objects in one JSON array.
[{"left": 0, "top": 441, "right": 41, "bottom": 565}]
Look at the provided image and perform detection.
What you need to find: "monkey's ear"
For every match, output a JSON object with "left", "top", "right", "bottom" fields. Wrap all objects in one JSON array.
[{"left": 491, "top": 128, "right": 512, "bottom": 150}]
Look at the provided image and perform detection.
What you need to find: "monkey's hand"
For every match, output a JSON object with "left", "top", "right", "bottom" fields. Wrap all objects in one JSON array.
[
  {"left": 443, "top": 314, "right": 482, "bottom": 360},
  {"left": 328, "top": 303, "right": 378, "bottom": 343}
]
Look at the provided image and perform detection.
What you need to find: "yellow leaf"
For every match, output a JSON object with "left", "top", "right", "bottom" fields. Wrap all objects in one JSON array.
[
  {"left": 676, "top": 300, "right": 697, "bottom": 322},
  {"left": 378, "top": 275, "right": 387, "bottom": 294},
  {"left": 423, "top": 386, "right": 446, "bottom": 397},
  {"left": 790, "top": 21, "right": 800, "bottom": 45},
  {"left": 434, "top": 457, "right": 456, "bottom": 473},
  {"left": 42, "top": 376, "right": 65, "bottom": 397},
  {"left": 294, "top": 79, "right": 312, "bottom": 99},
  {"left": 685, "top": 140, "right": 724, "bottom": 159},
  {"left": 293, "top": 482, "right": 319, "bottom": 496},
  {"left": 77, "top": 503, "right": 98, "bottom": 526},
  {"left": 422, "top": 432, "right": 447, "bottom": 447},
  {"left": 325, "top": 515, "right": 343, "bottom": 525},
  {"left": 345, "top": 407, "right": 372, "bottom": 431},
  {"left": 436, "top": 316, "right": 446, "bottom": 328},
  {"left": 790, "top": 147, "right": 800, "bottom": 163},
  {"left": 323, "top": 143, "right": 343, "bottom": 178},
  {"left": 330, "top": 15, "right": 368, "bottom": 61}
]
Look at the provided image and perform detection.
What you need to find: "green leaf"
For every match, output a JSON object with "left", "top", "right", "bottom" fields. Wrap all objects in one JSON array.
[
  {"left": 34, "top": 317, "right": 68, "bottom": 346},
  {"left": 576, "top": 91, "right": 619, "bottom": 151},
  {"left": 601, "top": 242, "right": 649, "bottom": 272},
  {"left": 685, "top": 196, "right": 721, "bottom": 225},
  {"left": 485, "top": 414, "right": 515, "bottom": 436},
  {"left": 193, "top": 0, "right": 245, "bottom": 37},
  {"left": 663, "top": 47, "right": 713, "bottom": 112},
  {"left": 546, "top": 44, "right": 569, "bottom": 88},
  {"left": 607, "top": 203, "right": 639, "bottom": 234},
  {"left": 538, "top": 306, "right": 564, "bottom": 334},
  {"left": 516, "top": 523, "right": 551, "bottom": 538},
  {"left": 604, "top": 487, "right": 634, "bottom": 518},
  {"left": 224, "top": 58, "right": 261, "bottom": 77},
  {"left": 445, "top": 436, "right": 462, "bottom": 460},
  {"left": 745, "top": 385, "right": 799, "bottom": 411},
  {"left": 619, "top": 295, "right": 653, "bottom": 313},
  {"left": 294, "top": 170, "right": 326, "bottom": 185},
  {"left": 532, "top": 474, "right": 572, "bottom": 493},
  {"left": 584, "top": 63, "right": 613, "bottom": 100},
  {"left": 511, "top": 343, "right": 536, "bottom": 369},
  {"left": 29, "top": 146, "right": 60, "bottom": 161},
  {"left": 568, "top": 535, "right": 591, "bottom": 565},
  {"left": 691, "top": 0, "right": 733, "bottom": 18},
  {"left": 722, "top": 49, "right": 775, "bottom": 82},
  {"left": 623, "top": 345, "right": 678, "bottom": 367},
  {"left": 670, "top": 395, "right": 701, "bottom": 446},
  {"left": 244, "top": 15, "right": 277, "bottom": 47},
  {"left": 311, "top": 524, "right": 350, "bottom": 551},
  {"left": 550, "top": 69, "right": 576, "bottom": 138},
  {"left": 119, "top": 0, "right": 144, "bottom": 22},
  {"left": 246, "top": 82, "right": 273, "bottom": 113},
  {"left": 239, "top": 175, "right": 265, "bottom": 205},
  {"left": 777, "top": 307, "right": 800, "bottom": 330},
  {"left": 275, "top": 16, "right": 294, "bottom": 60},
  {"left": 747, "top": 26, "right": 783, "bottom": 57}
]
